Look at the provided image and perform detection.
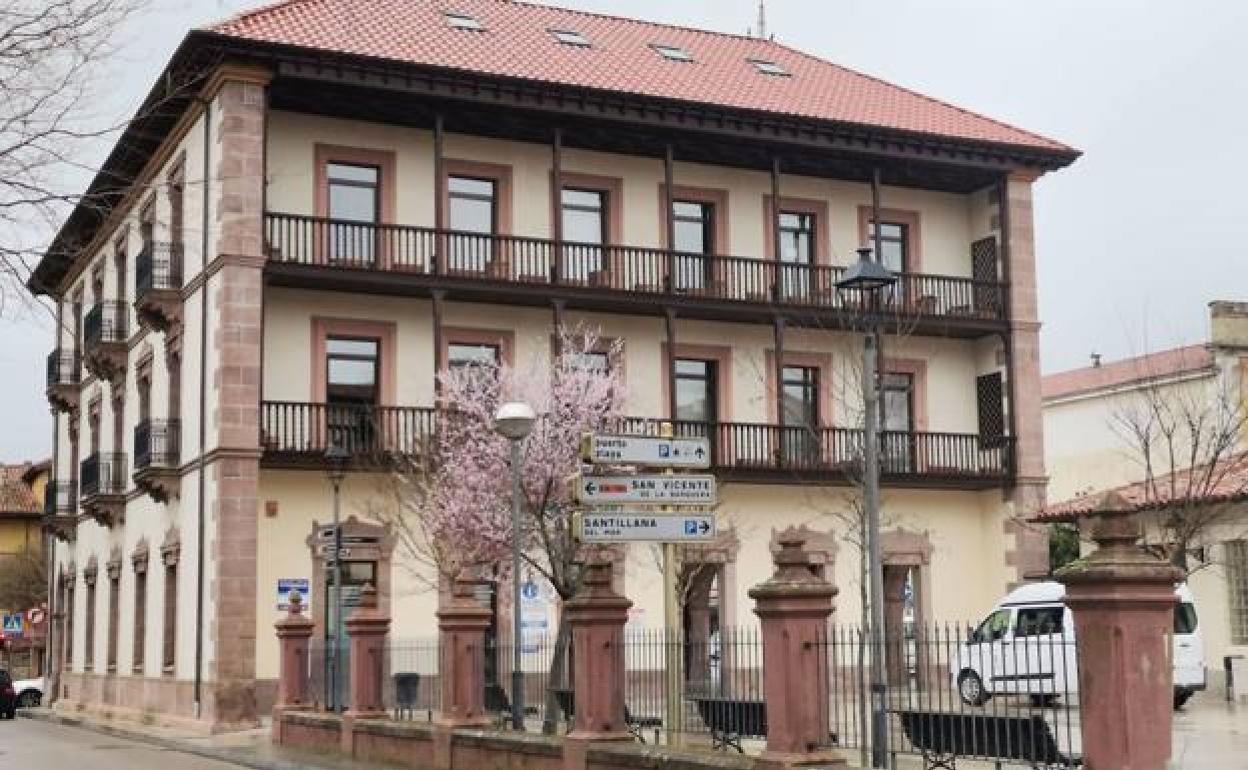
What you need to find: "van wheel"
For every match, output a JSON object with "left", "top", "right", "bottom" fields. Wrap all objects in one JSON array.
[
  {"left": 1174, "top": 690, "right": 1193, "bottom": 710},
  {"left": 958, "top": 670, "right": 989, "bottom": 706}
]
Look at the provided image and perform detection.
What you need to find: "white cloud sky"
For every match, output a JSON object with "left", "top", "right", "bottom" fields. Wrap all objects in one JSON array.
[{"left": 2, "top": 0, "right": 1245, "bottom": 462}]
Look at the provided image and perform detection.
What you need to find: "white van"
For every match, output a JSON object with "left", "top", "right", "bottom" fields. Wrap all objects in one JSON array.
[{"left": 952, "top": 581, "right": 1205, "bottom": 709}]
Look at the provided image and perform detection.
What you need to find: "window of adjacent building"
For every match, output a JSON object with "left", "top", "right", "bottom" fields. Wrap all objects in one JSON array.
[
  {"left": 114, "top": 236, "right": 128, "bottom": 303},
  {"left": 88, "top": 399, "right": 101, "bottom": 455},
  {"left": 162, "top": 562, "right": 177, "bottom": 672},
  {"left": 672, "top": 200, "right": 714, "bottom": 291},
  {"left": 868, "top": 220, "right": 908, "bottom": 273},
  {"left": 445, "top": 12, "right": 484, "bottom": 30},
  {"left": 107, "top": 568, "right": 120, "bottom": 671},
  {"left": 778, "top": 211, "right": 815, "bottom": 297},
  {"left": 133, "top": 564, "right": 147, "bottom": 673},
  {"left": 84, "top": 575, "right": 96, "bottom": 670},
  {"left": 561, "top": 187, "right": 607, "bottom": 282},
  {"left": 167, "top": 352, "right": 181, "bottom": 421},
  {"left": 448, "top": 175, "right": 498, "bottom": 271},
  {"left": 326, "top": 337, "right": 380, "bottom": 454},
  {"left": 550, "top": 29, "right": 590, "bottom": 46},
  {"left": 652, "top": 43, "right": 693, "bottom": 62},
  {"left": 64, "top": 578, "right": 75, "bottom": 669},
  {"left": 674, "top": 359, "right": 717, "bottom": 424},
  {"left": 448, "top": 342, "right": 501, "bottom": 369},
  {"left": 169, "top": 163, "right": 185, "bottom": 248},
  {"left": 112, "top": 393, "right": 125, "bottom": 458},
  {"left": 1228, "top": 540, "right": 1248, "bottom": 645},
  {"left": 327, "top": 162, "right": 381, "bottom": 262}
]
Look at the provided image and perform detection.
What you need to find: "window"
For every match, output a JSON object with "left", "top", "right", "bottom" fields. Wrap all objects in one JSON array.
[
  {"left": 326, "top": 337, "right": 380, "bottom": 454},
  {"left": 445, "top": 12, "right": 484, "bottom": 30},
  {"left": 869, "top": 220, "right": 909, "bottom": 273},
  {"left": 1015, "top": 606, "right": 1064, "bottom": 637},
  {"left": 84, "top": 571, "right": 97, "bottom": 670},
  {"left": 652, "top": 43, "right": 693, "bottom": 62},
  {"left": 672, "top": 201, "right": 714, "bottom": 291},
  {"left": 448, "top": 342, "right": 500, "bottom": 369},
  {"left": 114, "top": 236, "right": 129, "bottom": 304},
  {"left": 561, "top": 188, "right": 606, "bottom": 281},
  {"left": 162, "top": 561, "right": 177, "bottom": 672},
  {"left": 133, "top": 559, "right": 147, "bottom": 673},
  {"left": 567, "top": 350, "right": 610, "bottom": 373},
  {"left": 971, "top": 609, "right": 1012, "bottom": 643},
  {"left": 674, "top": 359, "right": 717, "bottom": 424},
  {"left": 64, "top": 577, "right": 75, "bottom": 669},
  {"left": 882, "top": 372, "right": 915, "bottom": 474},
  {"left": 107, "top": 565, "right": 120, "bottom": 671},
  {"left": 1175, "top": 601, "right": 1199, "bottom": 636},
  {"left": 1228, "top": 540, "right": 1248, "bottom": 644},
  {"left": 550, "top": 29, "right": 590, "bottom": 46},
  {"left": 326, "top": 162, "right": 380, "bottom": 263},
  {"left": 977, "top": 372, "right": 1005, "bottom": 448},
  {"left": 448, "top": 175, "right": 497, "bottom": 271},
  {"left": 748, "top": 58, "right": 789, "bottom": 76},
  {"left": 778, "top": 211, "right": 815, "bottom": 298},
  {"left": 781, "top": 365, "right": 820, "bottom": 462},
  {"left": 169, "top": 162, "right": 185, "bottom": 248}
]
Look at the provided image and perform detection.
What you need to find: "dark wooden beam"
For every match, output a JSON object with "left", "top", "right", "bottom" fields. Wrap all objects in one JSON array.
[
  {"left": 664, "top": 144, "right": 676, "bottom": 293},
  {"left": 773, "top": 315, "right": 786, "bottom": 433},
  {"left": 771, "top": 156, "right": 783, "bottom": 303},
  {"left": 432, "top": 289, "right": 445, "bottom": 399},
  {"left": 665, "top": 307, "right": 678, "bottom": 421},
  {"left": 552, "top": 298, "right": 566, "bottom": 356},
  {"left": 552, "top": 127, "right": 563, "bottom": 284},
  {"left": 433, "top": 113, "right": 445, "bottom": 275}
]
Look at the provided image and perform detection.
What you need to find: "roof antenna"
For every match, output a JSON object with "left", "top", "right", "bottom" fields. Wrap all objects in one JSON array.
[{"left": 755, "top": 0, "right": 768, "bottom": 40}]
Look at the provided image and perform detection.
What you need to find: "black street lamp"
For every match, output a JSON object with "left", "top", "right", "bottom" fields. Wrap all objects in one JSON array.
[{"left": 324, "top": 442, "right": 350, "bottom": 711}]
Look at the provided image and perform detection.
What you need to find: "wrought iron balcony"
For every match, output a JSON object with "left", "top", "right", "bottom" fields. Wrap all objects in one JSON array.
[
  {"left": 133, "top": 419, "right": 181, "bottom": 503},
  {"left": 259, "top": 400, "right": 1012, "bottom": 488},
  {"left": 82, "top": 301, "right": 129, "bottom": 380},
  {"left": 45, "top": 349, "right": 80, "bottom": 412},
  {"left": 79, "top": 452, "right": 127, "bottom": 527},
  {"left": 264, "top": 213, "right": 1006, "bottom": 337},
  {"left": 135, "top": 242, "right": 185, "bottom": 331},
  {"left": 43, "top": 480, "right": 78, "bottom": 542}
]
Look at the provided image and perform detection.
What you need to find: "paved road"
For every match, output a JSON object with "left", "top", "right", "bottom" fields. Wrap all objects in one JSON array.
[{"left": 0, "top": 717, "right": 247, "bottom": 770}]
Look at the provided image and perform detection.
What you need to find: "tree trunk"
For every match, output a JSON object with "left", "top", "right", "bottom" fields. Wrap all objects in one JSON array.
[{"left": 541, "top": 611, "right": 572, "bottom": 734}]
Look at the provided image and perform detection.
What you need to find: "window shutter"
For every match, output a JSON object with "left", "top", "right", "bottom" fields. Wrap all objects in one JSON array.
[{"left": 977, "top": 372, "right": 1005, "bottom": 448}]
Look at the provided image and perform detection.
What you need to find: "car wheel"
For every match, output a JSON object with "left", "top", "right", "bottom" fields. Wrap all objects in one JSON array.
[
  {"left": 958, "top": 670, "right": 989, "bottom": 706},
  {"left": 1173, "top": 690, "right": 1193, "bottom": 710},
  {"left": 17, "top": 691, "right": 40, "bottom": 708}
]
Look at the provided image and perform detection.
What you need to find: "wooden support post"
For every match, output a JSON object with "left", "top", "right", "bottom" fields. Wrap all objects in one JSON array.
[
  {"left": 552, "top": 128, "right": 564, "bottom": 284},
  {"left": 664, "top": 145, "right": 676, "bottom": 294},
  {"left": 771, "top": 156, "right": 783, "bottom": 302},
  {"left": 434, "top": 113, "right": 446, "bottom": 275},
  {"left": 664, "top": 308, "right": 678, "bottom": 421},
  {"left": 432, "top": 290, "right": 445, "bottom": 400}
]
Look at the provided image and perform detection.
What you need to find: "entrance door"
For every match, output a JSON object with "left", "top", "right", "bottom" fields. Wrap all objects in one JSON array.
[
  {"left": 778, "top": 212, "right": 815, "bottom": 300},
  {"left": 323, "top": 560, "right": 377, "bottom": 710}
]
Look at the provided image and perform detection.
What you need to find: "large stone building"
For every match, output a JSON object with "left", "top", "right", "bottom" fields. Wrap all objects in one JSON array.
[
  {"left": 1040, "top": 301, "right": 1248, "bottom": 691},
  {"left": 29, "top": 0, "right": 1077, "bottom": 729}
]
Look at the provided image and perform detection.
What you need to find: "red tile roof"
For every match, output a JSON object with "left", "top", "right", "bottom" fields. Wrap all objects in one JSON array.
[
  {"left": 0, "top": 463, "right": 40, "bottom": 516},
  {"left": 1034, "top": 451, "right": 1248, "bottom": 522},
  {"left": 210, "top": 0, "right": 1073, "bottom": 154},
  {"left": 1041, "top": 345, "right": 1215, "bottom": 402}
]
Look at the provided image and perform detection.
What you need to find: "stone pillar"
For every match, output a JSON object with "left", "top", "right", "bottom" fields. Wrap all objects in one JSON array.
[
  {"left": 273, "top": 592, "right": 315, "bottom": 743},
  {"left": 749, "top": 535, "right": 844, "bottom": 770},
  {"left": 562, "top": 556, "right": 632, "bottom": 770},
  {"left": 1057, "top": 503, "right": 1183, "bottom": 770},
  {"left": 436, "top": 576, "right": 493, "bottom": 727},
  {"left": 345, "top": 584, "right": 390, "bottom": 719}
]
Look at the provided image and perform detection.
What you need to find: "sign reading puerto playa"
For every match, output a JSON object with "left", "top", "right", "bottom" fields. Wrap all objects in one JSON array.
[
  {"left": 578, "top": 512, "right": 716, "bottom": 543},
  {"left": 581, "top": 433, "right": 711, "bottom": 469},
  {"left": 574, "top": 473, "right": 717, "bottom": 505}
]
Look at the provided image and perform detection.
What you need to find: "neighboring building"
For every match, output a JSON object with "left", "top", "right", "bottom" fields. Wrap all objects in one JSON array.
[
  {"left": 1039, "top": 301, "right": 1248, "bottom": 691},
  {"left": 28, "top": 0, "right": 1077, "bottom": 728},
  {"left": 0, "top": 461, "right": 50, "bottom": 678}
]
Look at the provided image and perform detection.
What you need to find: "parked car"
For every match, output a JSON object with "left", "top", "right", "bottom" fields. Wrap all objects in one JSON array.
[
  {"left": 0, "top": 671, "right": 16, "bottom": 719},
  {"left": 952, "top": 581, "right": 1205, "bottom": 709},
  {"left": 12, "top": 677, "right": 42, "bottom": 708}
]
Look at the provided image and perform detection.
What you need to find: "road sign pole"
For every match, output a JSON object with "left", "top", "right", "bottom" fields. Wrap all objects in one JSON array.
[{"left": 660, "top": 422, "right": 682, "bottom": 744}]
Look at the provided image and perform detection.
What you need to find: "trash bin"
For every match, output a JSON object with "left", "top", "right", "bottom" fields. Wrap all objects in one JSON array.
[{"left": 1227, "top": 655, "right": 1246, "bottom": 703}]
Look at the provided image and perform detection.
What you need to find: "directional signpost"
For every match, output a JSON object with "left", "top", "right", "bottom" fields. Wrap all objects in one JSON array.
[
  {"left": 581, "top": 433, "right": 711, "bottom": 468},
  {"left": 575, "top": 473, "right": 717, "bottom": 505},
  {"left": 578, "top": 512, "right": 716, "bottom": 542}
]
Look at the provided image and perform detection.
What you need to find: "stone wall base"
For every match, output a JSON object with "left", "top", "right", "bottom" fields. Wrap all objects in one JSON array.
[
  {"left": 57, "top": 672, "right": 277, "bottom": 733},
  {"left": 276, "top": 711, "right": 754, "bottom": 770}
]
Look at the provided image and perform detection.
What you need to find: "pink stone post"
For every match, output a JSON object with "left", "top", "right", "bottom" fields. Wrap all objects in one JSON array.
[
  {"left": 435, "top": 576, "right": 493, "bottom": 727},
  {"left": 1057, "top": 504, "right": 1183, "bottom": 770},
  {"left": 273, "top": 591, "right": 314, "bottom": 743},
  {"left": 749, "top": 534, "right": 845, "bottom": 770},
  {"left": 345, "top": 583, "right": 391, "bottom": 719}
]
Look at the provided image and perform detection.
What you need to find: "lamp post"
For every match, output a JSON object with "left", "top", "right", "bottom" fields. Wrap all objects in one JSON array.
[
  {"left": 324, "top": 443, "right": 350, "bottom": 712},
  {"left": 835, "top": 247, "right": 898, "bottom": 769},
  {"left": 494, "top": 401, "right": 536, "bottom": 731}
]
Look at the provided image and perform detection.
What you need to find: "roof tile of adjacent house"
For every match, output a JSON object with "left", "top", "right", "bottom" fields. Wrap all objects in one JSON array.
[
  {"left": 209, "top": 0, "right": 1073, "bottom": 153},
  {"left": 1041, "top": 344, "right": 1215, "bottom": 402},
  {"left": 0, "top": 463, "right": 40, "bottom": 516}
]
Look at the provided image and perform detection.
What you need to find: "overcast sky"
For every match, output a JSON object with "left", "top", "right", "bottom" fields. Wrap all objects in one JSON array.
[{"left": 2, "top": 0, "right": 1245, "bottom": 463}]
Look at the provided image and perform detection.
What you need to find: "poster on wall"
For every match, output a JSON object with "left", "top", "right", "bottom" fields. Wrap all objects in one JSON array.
[
  {"left": 278, "top": 578, "right": 311, "bottom": 612},
  {"left": 519, "top": 578, "right": 551, "bottom": 655}
]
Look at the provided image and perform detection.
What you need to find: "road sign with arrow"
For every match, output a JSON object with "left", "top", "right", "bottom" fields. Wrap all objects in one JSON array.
[
  {"left": 576, "top": 512, "right": 716, "bottom": 543},
  {"left": 575, "top": 473, "right": 717, "bottom": 505},
  {"left": 581, "top": 433, "right": 711, "bottom": 469}
]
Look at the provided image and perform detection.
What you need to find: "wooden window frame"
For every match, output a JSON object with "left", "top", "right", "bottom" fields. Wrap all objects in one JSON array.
[
  {"left": 310, "top": 317, "right": 397, "bottom": 406},
  {"left": 442, "top": 327, "right": 516, "bottom": 372},
  {"left": 160, "top": 529, "right": 180, "bottom": 675},
  {"left": 83, "top": 559, "right": 98, "bottom": 671},
  {"left": 882, "top": 357, "right": 929, "bottom": 431},
  {"left": 132, "top": 542, "right": 149, "bottom": 674},
  {"left": 765, "top": 350, "right": 834, "bottom": 425},
  {"left": 445, "top": 159, "right": 513, "bottom": 233},
  {"left": 857, "top": 206, "right": 923, "bottom": 273},
  {"left": 662, "top": 343, "right": 733, "bottom": 422},
  {"left": 764, "top": 196, "right": 831, "bottom": 265},
  {"left": 314, "top": 144, "right": 397, "bottom": 224},
  {"left": 660, "top": 184, "right": 729, "bottom": 254},
  {"left": 106, "top": 551, "right": 122, "bottom": 673}
]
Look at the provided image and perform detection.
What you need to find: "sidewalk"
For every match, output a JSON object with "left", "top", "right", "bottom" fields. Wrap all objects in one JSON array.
[{"left": 19, "top": 708, "right": 411, "bottom": 770}]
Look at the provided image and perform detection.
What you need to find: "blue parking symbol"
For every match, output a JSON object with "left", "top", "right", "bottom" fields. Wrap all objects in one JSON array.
[
  {"left": 684, "top": 520, "right": 697, "bottom": 535},
  {"left": 659, "top": 445, "right": 671, "bottom": 458}
]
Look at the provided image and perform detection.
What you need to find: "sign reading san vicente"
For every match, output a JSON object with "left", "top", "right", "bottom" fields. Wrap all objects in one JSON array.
[
  {"left": 575, "top": 473, "right": 717, "bottom": 504},
  {"left": 577, "top": 512, "right": 716, "bottom": 543},
  {"left": 581, "top": 433, "right": 711, "bottom": 468}
]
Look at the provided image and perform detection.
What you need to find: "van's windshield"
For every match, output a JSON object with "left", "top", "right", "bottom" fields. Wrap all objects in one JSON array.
[{"left": 1174, "top": 602, "right": 1198, "bottom": 634}]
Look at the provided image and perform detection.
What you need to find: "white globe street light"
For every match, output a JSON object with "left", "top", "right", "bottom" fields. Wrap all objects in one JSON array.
[{"left": 493, "top": 400, "right": 535, "bottom": 730}]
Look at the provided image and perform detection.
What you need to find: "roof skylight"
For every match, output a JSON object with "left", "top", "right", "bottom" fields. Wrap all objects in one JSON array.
[
  {"left": 749, "top": 58, "right": 789, "bottom": 76},
  {"left": 550, "top": 29, "right": 591, "bottom": 47},
  {"left": 445, "top": 12, "right": 484, "bottom": 31},
  {"left": 651, "top": 43, "right": 694, "bottom": 62}
]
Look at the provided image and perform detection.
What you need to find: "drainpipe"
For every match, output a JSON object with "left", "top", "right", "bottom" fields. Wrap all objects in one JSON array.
[{"left": 193, "top": 95, "right": 212, "bottom": 718}]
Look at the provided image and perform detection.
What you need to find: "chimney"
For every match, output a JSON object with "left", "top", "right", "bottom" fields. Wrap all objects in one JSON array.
[
  {"left": 755, "top": 0, "right": 767, "bottom": 40},
  {"left": 1090, "top": 353, "right": 1102, "bottom": 368},
  {"left": 1209, "top": 300, "right": 1248, "bottom": 352}
]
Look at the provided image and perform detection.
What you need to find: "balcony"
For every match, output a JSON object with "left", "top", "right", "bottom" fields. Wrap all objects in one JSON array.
[
  {"left": 259, "top": 401, "right": 1012, "bottom": 488},
  {"left": 264, "top": 214, "right": 1007, "bottom": 339},
  {"left": 79, "top": 452, "right": 127, "bottom": 527},
  {"left": 45, "top": 349, "right": 81, "bottom": 412},
  {"left": 42, "top": 480, "right": 78, "bottom": 542},
  {"left": 133, "top": 419, "right": 181, "bottom": 502},
  {"left": 135, "top": 242, "right": 185, "bottom": 331},
  {"left": 82, "top": 301, "right": 129, "bottom": 381}
]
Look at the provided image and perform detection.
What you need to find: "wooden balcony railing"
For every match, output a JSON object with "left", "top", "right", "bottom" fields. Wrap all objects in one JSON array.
[
  {"left": 264, "top": 213, "right": 1006, "bottom": 323},
  {"left": 260, "top": 401, "right": 1012, "bottom": 485}
]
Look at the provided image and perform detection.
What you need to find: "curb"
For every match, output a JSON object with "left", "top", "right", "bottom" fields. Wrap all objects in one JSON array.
[{"left": 20, "top": 708, "right": 308, "bottom": 770}]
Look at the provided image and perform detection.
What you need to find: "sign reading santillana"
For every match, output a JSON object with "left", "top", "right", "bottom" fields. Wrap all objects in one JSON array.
[
  {"left": 578, "top": 512, "right": 716, "bottom": 543},
  {"left": 581, "top": 433, "right": 711, "bottom": 469},
  {"left": 575, "top": 473, "right": 717, "bottom": 505}
]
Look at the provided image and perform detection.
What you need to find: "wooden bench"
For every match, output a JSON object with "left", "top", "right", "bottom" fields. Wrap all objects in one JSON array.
[
  {"left": 894, "top": 709, "right": 1080, "bottom": 769},
  {"left": 693, "top": 697, "right": 767, "bottom": 753}
]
